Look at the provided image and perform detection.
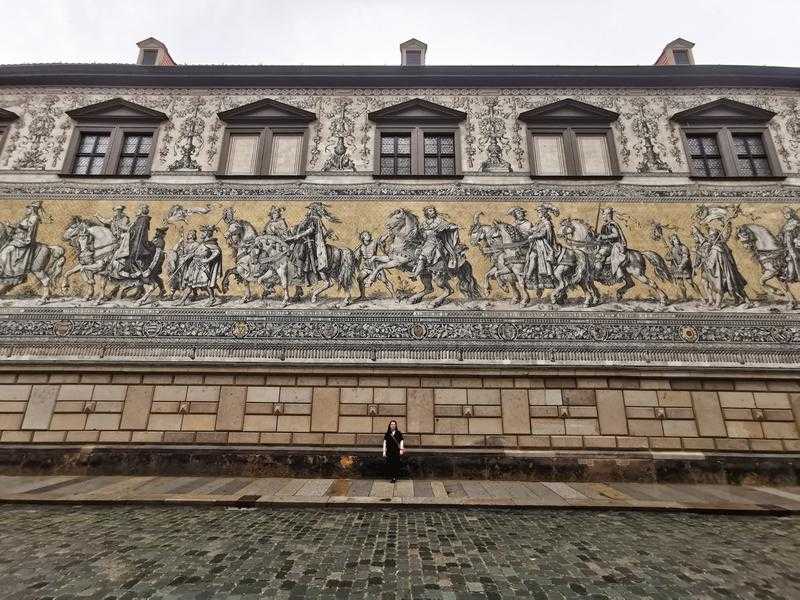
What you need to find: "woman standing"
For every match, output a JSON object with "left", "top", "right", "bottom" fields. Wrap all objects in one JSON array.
[{"left": 382, "top": 420, "right": 404, "bottom": 483}]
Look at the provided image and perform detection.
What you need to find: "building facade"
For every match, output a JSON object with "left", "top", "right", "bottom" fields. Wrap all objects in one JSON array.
[{"left": 0, "top": 39, "right": 799, "bottom": 479}]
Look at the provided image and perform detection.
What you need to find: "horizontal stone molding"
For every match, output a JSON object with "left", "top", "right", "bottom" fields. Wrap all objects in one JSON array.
[{"left": 2, "top": 308, "right": 799, "bottom": 369}]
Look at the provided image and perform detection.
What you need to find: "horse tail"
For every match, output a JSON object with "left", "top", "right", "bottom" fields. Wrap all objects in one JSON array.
[
  {"left": 457, "top": 261, "right": 483, "bottom": 299},
  {"left": 642, "top": 251, "right": 672, "bottom": 282},
  {"left": 335, "top": 247, "right": 357, "bottom": 291}
]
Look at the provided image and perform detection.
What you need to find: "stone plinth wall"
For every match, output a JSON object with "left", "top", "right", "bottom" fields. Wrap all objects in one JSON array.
[{"left": 1, "top": 371, "right": 799, "bottom": 453}]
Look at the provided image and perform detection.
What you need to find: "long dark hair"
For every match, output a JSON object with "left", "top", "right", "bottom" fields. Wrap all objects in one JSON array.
[{"left": 385, "top": 420, "right": 401, "bottom": 435}]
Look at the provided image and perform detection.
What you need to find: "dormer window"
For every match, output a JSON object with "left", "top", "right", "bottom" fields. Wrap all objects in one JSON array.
[
  {"left": 672, "top": 49, "right": 691, "bottom": 65},
  {"left": 0, "top": 108, "right": 19, "bottom": 158},
  {"left": 216, "top": 98, "right": 316, "bottom": 178},
  {"left": 518, "top": 99, "right": 621, "bottom": 178},
  {"left": 400, "top": 38, "right": 427, "bottom": 66},
  {"left": 140, "top": 49, "right": 158, "bottom": 66},
  {"left": 368, "top": 98, "right": 466, "bottom": 178},
  {"left": 654, "top": 38, "right": 695, "bottom": 65},
  {"left": 671, "top": 98, "right": 783, "bottom": 179},
  {"left": 61, "top": 98, "right": 167, "bottom": 177},
  {"left": 135, "top": 37, "right": 176, "bottom": 66}
]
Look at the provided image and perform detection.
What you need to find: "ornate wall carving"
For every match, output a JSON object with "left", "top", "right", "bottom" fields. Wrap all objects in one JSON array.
[{"left": 2, "top": 87, "right": 800, "bottom": 175}]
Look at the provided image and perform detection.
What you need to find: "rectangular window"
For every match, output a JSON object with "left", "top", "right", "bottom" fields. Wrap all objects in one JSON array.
[
  {"left": 72, "top": 132, "right": 111, "bottom": 175},
  {"left": 141, "top": 49, "right": 158, "bottom": 66},
  {"left": 225, "top": 133, "right": 260, "bottom": 175},
  {"left": 423, "top": 133, "right": 456, "bottom": 176},
  {"left": 405, "top": 50, "right": 421, "bottom": 66},
  {"left": 116, "top": 133, "right": 153, "bottom": 175},
  {"left": 379, "top": 134, "right": 412, "bottom": 175},
  {"left": 576, "top": 134, "right": 612, "bottom": 176},
  {"left": 686, "top": 134, "right": 725, "bottom": 177},
  {"left": 531, "top": 134, "right": 567, "bottom": 176},
  {"left": 672, "top": 49, "right": 690, "bottom": 65},
  {"left": 268, "top": 133, "right": 303, "bottom": 175},
  {"left": 733, "top": 133, "right": 772, "bottom": 177}
]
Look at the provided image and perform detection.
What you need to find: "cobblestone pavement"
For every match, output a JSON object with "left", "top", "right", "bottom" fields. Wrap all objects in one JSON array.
[{"left": 1, "top": 505, "right": 798, "bottom": 600}]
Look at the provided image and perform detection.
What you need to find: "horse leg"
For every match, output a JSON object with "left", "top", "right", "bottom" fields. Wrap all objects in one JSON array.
[
  {"left": 615, "top": 273, "right": 635, "bottom": 302},
  {"left": 0, "top": 284, "right": 13, "bottom": 297},
  {"left": 408, "top": 274, "right": 433, "bottom": 304},
  {"left": 631, "top": 272, "right": 669, "bottom": 306},
  {"left": 311, "top": 278, "right": 332, "bottom": 303},
  {"left": 551, "top": 267, "right": 569, "bottom": 306},
  {"left": 431, "top": 275, "right": 453, "bottom": 308}
]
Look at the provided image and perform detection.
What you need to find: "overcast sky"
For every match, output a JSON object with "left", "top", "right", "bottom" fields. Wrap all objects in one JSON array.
[{"left": 1, "top": 0, "right": 798, "bottom": 67}]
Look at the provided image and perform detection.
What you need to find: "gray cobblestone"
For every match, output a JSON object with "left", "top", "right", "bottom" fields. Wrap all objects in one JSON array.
[{"left": 0, "top": 506, "right": 797, "bottom": 599}]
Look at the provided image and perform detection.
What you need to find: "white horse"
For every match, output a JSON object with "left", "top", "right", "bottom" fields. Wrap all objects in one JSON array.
[
  {"left": 0, "top": 223, "right": 65, "bottom": 303},
  {"left": 737, "top": 223, "right": 797, "bottom": 308},
  {"left": 366, "top": 208, "right": 481, "bottom": 307},
  {"left": 61, "top": 216, "right": 138, "bottom": 303}
]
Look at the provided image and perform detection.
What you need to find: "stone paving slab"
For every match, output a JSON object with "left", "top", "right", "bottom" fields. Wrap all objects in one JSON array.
[{"left": 0, "top": 475, "right": 799, "bottom": 513}]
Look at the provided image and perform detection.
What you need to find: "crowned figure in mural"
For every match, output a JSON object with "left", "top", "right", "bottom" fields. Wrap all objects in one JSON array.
[
  {"left": 523, "top": 204, "right": 560, "bottom": 297},
  {"left": 410, "top": 206, "right": 462, "bottom": 281},
  {"left": 262, "top": 205, "right": 289, "bottom": 239},
  {"left": 167, "top": 229, "right": 198, "bottom": 300},
  {"left": 594, "top": 207, "right": 628, "bottom": 279},
  {"left": 0, "top": 200, "right": 65, "bottom": 302},
  {"left": 178, "top": 224, "right": 223, "bottom": 307}
]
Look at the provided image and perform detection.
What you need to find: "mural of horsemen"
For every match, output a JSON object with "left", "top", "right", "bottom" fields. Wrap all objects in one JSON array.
[{"left": 2, "top": 198, "right": 800, "bottom": 312}]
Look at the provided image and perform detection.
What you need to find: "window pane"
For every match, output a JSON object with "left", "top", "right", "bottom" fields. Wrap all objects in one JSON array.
[
  {"left": 693, "top": 157, "right": 725, "bottom": 177},
  {"left": 94, "top": 134, "right": 110, "bottom": 153},
  {"left": 440, "top": 157, "right": 455, "bottom": 175},
  {"left": 577, "top": 135, "right": 612, "bottom": 176},
  {"left": 138, "top": 135, "right": 153, "bottom": 154},
  {"left": 673, "top": 50, "right": 690, "bottom": 65},
  {"left": 269, "top": 133, "right": 303, "bottom": 175},
  {"left": 73, "top": 156, "right": 90, "bottom": 175},
  {"left": 396, "top": 135, "right": 411, "bottom": 154},
  {"left": 424, "top": 136, "right": 437, "bottom": 154},
  {"left": 123, "top": 135, "right": 140, "bottom": 154},
  {"left": 734, "top": 134, "right": 764, "bottom": 155},
  {"left": 753, "top": 158, "right": 771, "bottom": 176},
  {"left": 737, "top": 158, "right": 772, "bottom": 177},
  {"left": 88, "top": 157, "right": 105, "bottom": 175},
  {"left": 118, "top": 157, "right": 135, "bottom": 175},
  {"left": 687, "top": 135, "right": 719, "bottom": 156},
  {"left": 225, "top": 134, "right": 259, "bottom": 175},
  {"left": 439, "top": 135, "right": 454, "bottom": 154},
  {"left": 78, "top": 134, "right": 97, "bottom": 153},
  {"left": 396, "top": 157, "right": 411, "bottom": 175},
  {"left": 424, "top": 157, "right": 438, "bottom": 175},
  {"left": 532, "top": 134, "right": 566, "bottom": 176},
  {"left": 380, "top": 135, "right": 395, "bottom": 153},
  {"left": 380, "top": 157, "right": 395, "bottom": 175}
]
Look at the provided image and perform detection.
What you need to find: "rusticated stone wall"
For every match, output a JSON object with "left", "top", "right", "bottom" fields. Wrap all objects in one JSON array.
[{"left": 1, "top": 371, "right": 798, "bottom": 453}]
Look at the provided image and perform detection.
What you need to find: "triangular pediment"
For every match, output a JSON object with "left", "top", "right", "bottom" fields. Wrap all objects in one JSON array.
[
  {"left": 0, "top": 108, "right": 19, "bottom": 123},
  {"left": 518, "top": 99, "right": 619, "bottom": 124},
  {"left": 66, "top": 98, "right": 167, "bottom": 122},
  {"left": 368, "top": 99, "right": 466, "bottom": 124},
  {"left": 671, "top": 98, "right": 775, "bottom": 124},
  {"left": 218, "top": 98, "right": 316, "bottom": 124}
]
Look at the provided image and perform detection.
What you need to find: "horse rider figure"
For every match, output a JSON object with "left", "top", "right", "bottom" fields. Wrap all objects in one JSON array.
[
  {"left": 0, "top": 199, "right": 44, "bottom": 282},
  {"left": 410, "top": 206, "right": 461, "bottom": 280},
  {"left": 781, "top": 207, "right": 800, "bottom": 282},
  {"left": 94, "top": 205, "right": 130, "bottom": 275},
  {"left": 523, "top": 204, "right": 559, "bottom": 296},
  {"left": 595, "top": 207, "right": 628, "bottom": 278},
  {"left": 262, "top": 205, "right": 289, "bottom": 239},
  {"left": 284, "top": 201, "right": 338, "bottom": 285}
]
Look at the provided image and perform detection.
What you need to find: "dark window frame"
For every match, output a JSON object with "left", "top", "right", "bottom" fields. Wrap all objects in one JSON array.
[
  {"left": 216, "top": 124, "right": 310, "bottom": 178},
  {"left": 678, "top": 125, "right": 783, "bottom": 180},
  {"left": 373, "top": 125, "right": 462, "bottom": 178},
  {"left": 672, "top": 49, "right": 691, "bottom": 65},
  {"left": 61, "top": 123, "right": 160, "bottom": 178},
  {"left": 525, "top": 125, "right": 621, "bottom": 179}
]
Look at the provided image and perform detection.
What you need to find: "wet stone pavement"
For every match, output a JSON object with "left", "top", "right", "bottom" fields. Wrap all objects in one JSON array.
[{"left": 1, "top": 505, "right": 798, "bottom": 600}]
